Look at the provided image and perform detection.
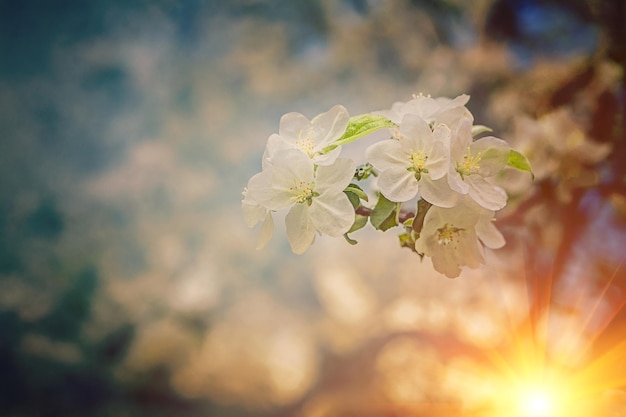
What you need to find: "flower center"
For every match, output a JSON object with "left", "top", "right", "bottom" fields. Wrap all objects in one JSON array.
[
  {"left": 290, "top": 180, "right": 317, "bottom": 205},
  {"left": 408, "top": 149, "right": 429, "bottom": 180},
  {"left": 456, "top": 147, "right": 481, "bottom": 178},
  {"left": 296, "top": 130, "right": 316, "bottom": 158},
  {"left": 436, "top": 223, "right": 464, "bottom": 246}
]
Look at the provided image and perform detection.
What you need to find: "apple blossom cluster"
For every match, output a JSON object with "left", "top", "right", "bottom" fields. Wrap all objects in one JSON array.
[{"left": 243, "top": 95, "right": 532, "bottom": 278}]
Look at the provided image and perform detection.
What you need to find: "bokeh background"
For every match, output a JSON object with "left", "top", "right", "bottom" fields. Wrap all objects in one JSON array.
[{"left": 0, "top": 0, "right": 625, "bottom": 416}]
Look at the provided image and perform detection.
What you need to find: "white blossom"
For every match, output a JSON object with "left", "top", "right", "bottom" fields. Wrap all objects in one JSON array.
[
  {"left": 246, "top": 150, "right": 355, "bottom": 254},
  {"left": 263, "top": 105, "right": 350, "bottom": 166},
  {"left": 379, "top": 93, "right": 473, "bottom": 128},
  {"left": 366, "top": 114, "right": 458, "bottom": 207},
  {"left": 414, "top": 197, "right": 504, "bottom": 278},
  {"left": 447, "top": 116, "right": 511, "bottom": 211}
]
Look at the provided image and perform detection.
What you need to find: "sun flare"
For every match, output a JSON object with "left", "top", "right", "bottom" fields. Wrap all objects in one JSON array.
[{"left": 515, "top": 385, "right": 559, "bottom": 417}]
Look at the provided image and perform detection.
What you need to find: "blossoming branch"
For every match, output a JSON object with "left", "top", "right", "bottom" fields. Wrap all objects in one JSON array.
[{"left": 243, "top": 94, "right": 533, "bottom": 278}]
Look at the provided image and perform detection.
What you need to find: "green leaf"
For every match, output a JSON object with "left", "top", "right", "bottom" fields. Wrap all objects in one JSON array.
[
  {"left": 344, "top": 183, "right": 368, "bottom": 202},
  {"left": 398, "top": 232, "right": 416, "bottom": 252},
  {"left": 344, "top": 214, "right": 368, "bottom": 245},
  {"left": 507, "top": 149, "right": 535, "bottom": 180},
  {"left": 370, "top": 193, "right": 400, "bottom": 231},
  {"left": 323, "top": 114, "right": 397, "bottom": 153},
  {"left": 412, "top": 199, "right": 432, "bottom": 235},
  {"left": 348, "top": 214, "right": 368, "bottom": 234},
  {"left": 345, "top": 190, "right": 360, "bottom": 209},
  {"left": 343, "top": 233, "right": 358, "bottom": 245}
]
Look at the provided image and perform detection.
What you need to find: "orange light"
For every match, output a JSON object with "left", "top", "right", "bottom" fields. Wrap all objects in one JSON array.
[{"left": 516, "top": 386, "right": 557, "bottom": 417}]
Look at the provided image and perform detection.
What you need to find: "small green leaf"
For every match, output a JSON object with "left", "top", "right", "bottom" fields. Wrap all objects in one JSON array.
[
  {"left": 412, "top": 199, "right": 432, "bottom": 235},
  {"left": 343, "top": 233, "right": 358, "bottom": 245},
  {"left": 344, "top": 183, "right": 368, "bottom": 202},
  {"left": 398, "top": 232, "right": 416, "bottom": 252},
  {"left": 345, "top": 190, "right": 360, "bottom": 209},
  {"left": 471, "top": 125, "right": 493, "bottom": 137},
  {"left": 370, "top": 193, "right": 400, "bottom": 231},
  {"left": 323, "top": 114, "right": 397, "bottom": 153},
  {"left": 507, "top": 149, "right": 535, "bottom": 180},
  {"left": 344, "top": 214, "right": 368, "bottom": 245},
  {"left": 348, "top": 214, "right": 368, "bottom": 234}
]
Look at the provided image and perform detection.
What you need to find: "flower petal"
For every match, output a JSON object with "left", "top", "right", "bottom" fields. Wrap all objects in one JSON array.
[
  {"left": 309, "top": 192, "right": 355, "bottom": 237},
  {"left": 447, "top": 168, "right": 469, "bottom": 194},
  {"left": 271, "top": 149, "right": 315, "bottom": 182},
  {"left": 449, "top": 116, "right": 473, "bottom": 161},
  {"left": 285, "top": 204, "right": 316, "bottom": 254},
  {"left": 279, "top": 112, "right": 310, "bottom": 140},
  {"left": 418, "top": 176, "right": 460, "bottom": 208},
  {"left": 366, "top": 139, "right": 408, "bottom": 171},
  {"left": 470, "top": 136, "right": 510, "bottom": 176},
  {"left": 476, "top": 215, "right": 505, "bottom": 249},
  {"left": 377, "top": 166, "right": 419, "bottom": 202},
  {"left": 314, "top": 146, "right": 342, "bottom": 166},
  {"left": 425, "top": 137, "right": 449, "bottom": 180},
  {"left": 263, "top": 133, "right": 289, "bottom": 168},
  {"left": 399, "top": 114, "right": 433, "bottom": 151},
  {"left": 311, "top": 104, "right": 350, "bottom": 145},
  {"left": 315, "top": 158, "right": 355, "bottom": 194},
  {"left": 246, "top": 169, "right": 293, "bottom": 210},
  {"left": 242, "top": 197, "right": 268, "bottom": 227},
  {"left": 466, "top": 176, "right": 507, "bottom": 210},
  {"left": 256, "top": 211, "right": 274, "bottom": 249},
  {"left": 247, "top": 150, "right": 315, "bottom": 210}
]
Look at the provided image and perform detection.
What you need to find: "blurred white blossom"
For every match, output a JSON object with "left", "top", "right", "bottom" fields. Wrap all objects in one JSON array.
[
  {"left": 415, "top": 197, "right": 505, "bottom": 278},
  {"left": 448, "top": 116, "right": 511, "bottom": 210},
  {"left": 247, "top": 149, "right": 355, "bottom": 253},
  {"left": 263, "top": 105, "right": 350, "bottom": 166},
  {"left": 366, "top": 114, "right": 454, "bottom": 205}
]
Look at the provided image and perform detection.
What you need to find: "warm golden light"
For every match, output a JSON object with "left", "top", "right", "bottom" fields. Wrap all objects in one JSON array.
[
  {"left": 492, "top": 371, "right": 578, "bottom": 417},
  {"left": 517, "top": 387, "right": 555, "bottom": 417}
]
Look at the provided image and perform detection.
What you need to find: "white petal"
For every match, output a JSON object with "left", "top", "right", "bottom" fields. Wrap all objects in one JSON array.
[
  {"left": 399, "top": 114, "right": 433, "bottom": 151},
  {"left": 431, "top": 251, "right": 463, "bottom": 278},
  {"left": 455, "top": 230, "right": 484, "bottom": 268},
  {"left": 247, "top": 151, "right": 316, "bottom": 210},
  {"left": 263, "top": 133, "right": 290, "bottom": 168},
  {"left": 316, "top": 158, "right": 355, "bottom": 194},
  {"left": 449, "top": 116, "right": 473, "bottom": 161},
  {"left": 401, "top": 96, "right": 436, "bottom": 121},
  {"left": 470, "top": 136, "right": 510, "bottom": 176},
  {"left": 246, "top": 169, "right": 294, "bottom": 211},
  {"left": 314, "top": 146, "right": 342, "bottom": 166},
  {"left": 279, "top": 112, "right": 310, "bottom": 140},
  {"left": 256, "top": 211, "right": 274, "bottom": 249},
  {"left": 366, "top": 140, "right": 408, "bottom": 171},
  {"left": 425, "top": 139, "right": 449, "bottom": 180},
  {"left": 437, "top": 95, "right": 474, "bottom": 127},
  {"left": 309, "top": 192, "right": 355, "bottom": 237},
  {"left": 285, "top": 204, "right": 316, "bottom": 254},
  {"left": 467, "top": 176, "right": 508, "bottom": 210},
  {"left": 242, "top": 197, "right": 267, "bottom": 227},
  {"left": 476, "top": 216, "right": 505, "bottom": 249},
  {"left": 418, "top": 176, "right": 460, "bottom": 208},
  {"left": 377, "top": 167, "right": 419, "bottom": 202},
  {"left": 272, "top": 149, "right": 315, "bottom": 182},
  {"left": 311, "top": 104, "right": 350, "bottom": 145},
  {"left": 447, "top": 169, "right": 469, "bottom": 194}
]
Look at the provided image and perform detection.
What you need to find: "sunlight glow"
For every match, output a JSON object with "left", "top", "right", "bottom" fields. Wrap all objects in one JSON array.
[
  {"left": 495, "top": 371, "right": 577, "bottom": 417},
  {"left": 517, "top": 387, "right": 556, "bottom": 417}
]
